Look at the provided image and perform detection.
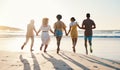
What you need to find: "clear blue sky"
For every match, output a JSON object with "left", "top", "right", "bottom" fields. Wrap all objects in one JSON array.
[{"left": 0, "top": 0, "right": 120, "bottom": 30}]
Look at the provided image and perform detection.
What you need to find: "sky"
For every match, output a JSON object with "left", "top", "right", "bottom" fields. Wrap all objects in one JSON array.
[{"left": 0, "top": 0, "right": 120, "bottom": 30}]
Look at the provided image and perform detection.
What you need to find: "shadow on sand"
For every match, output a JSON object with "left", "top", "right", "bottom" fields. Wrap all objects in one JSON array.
[
  {"left": 42, "top": 53, "right": 73, "bottom": 70},
  {"left": 59, "top": 52, "right": 90, "bottom": 70},
  {"left": 31, "top": 53, "right": 40, "bottom": 70},
  {"left": 79, "top": 55, "right": 120, "bottom": 70},
  {"left": 19, "top": 53, "right": 41, "bottom": 70},
  {"left": 19, "top": 55, "right": 31, "bottom": 70}
]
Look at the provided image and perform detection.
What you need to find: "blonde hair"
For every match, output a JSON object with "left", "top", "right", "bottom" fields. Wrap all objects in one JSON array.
[
  {"left": 42, "top": 18, "right": 49, "bottom": 26},
  {"left": 30, "top": 19, "right": 34, "bottom": 24}
]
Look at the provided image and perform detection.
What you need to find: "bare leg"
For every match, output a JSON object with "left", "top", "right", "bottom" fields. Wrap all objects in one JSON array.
[
  {"left": 89, "top": 40, "right": 93, "bottom": 53},
  {"left": 21, "top": 36, "right": 29, "bottom": 50},
  {"left": 30, "top": 36, "right": 34, "bottom": 51},
  {"left": 40, "top": 44, "right": 44, "bottom": 51},
  {"left": 72, "top": 38, "right": 76, "bottom": 53},
  {"left": 73, "top": 38, "right": 77, "bottom": 53},
  {"left": 72, "top": 38, "right": 74, "bottom": 46},
  {"left": 85, "top": 40, "right": 88, "bottom": 55},
  {"left": 56, "top": 36, "right": 62, "bottom": 54},
  {"left": 44, "top": 45, "right": 48, "bottom": 52}
]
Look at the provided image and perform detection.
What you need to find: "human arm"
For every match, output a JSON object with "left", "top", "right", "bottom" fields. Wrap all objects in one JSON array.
[
  {"left": 50, "top": 29, "right": 54, "bottom": 34},
  {"left": 33, "top": 26, "right": 38, "bottom": 36},
  {"left": 62, "top": 23, "right": 67, "bottom": 36},
  {"left": 76, "top": 23, "right": 82, "bottom": 29},
  {"left": 92, "top": 21, "right": 96, "bottom": 29},
  {"left": 37, "top": 26, "right": 42, "bottom": 36},
  {"left": 54, "top": 29, "right": 56, "bottom": 36},
  {"left": 63, "top": 28, "right": 67, "bottom": 36},
  {"left": 81, "top": 24, "right": 85, "bottom": 29},
  {"left": 81, "top": 21, "right": 85, "bottom": 29},
  {"left": 67, "top": 26, "right": 71, "bottom": 36},
  {"left": 37, "top": 29, "right": 41, "bottom": 35}
]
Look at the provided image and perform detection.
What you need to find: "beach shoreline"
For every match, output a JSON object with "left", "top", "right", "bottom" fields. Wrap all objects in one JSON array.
[
  {"left": 0, "top": 50, "right": 120, "bottom": 70},
  {"left": 0, "top": 37, "right": 120, "bottom": 61},
  {"left": 0, "top": 30, "right": 120, "bottom": 70}
]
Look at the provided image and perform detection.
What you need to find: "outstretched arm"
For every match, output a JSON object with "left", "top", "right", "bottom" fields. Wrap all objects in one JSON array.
[
  {"left": 63, "top": 28, "right": 67, "bottom": 36},
  {"left": 50, "top": 29, "right": 54, "bottom": 34},
  {"left": 81, "top": 23, "right": 85, "bottom": 29},
  {"left": 54, "top": 29, "right": 56, "bottom": 36},
  {"left": 33, "top": 26, "right": 38, "bottom": 35},
  {"left": 37, "top": 29, "right": 41, "bottom": 34},
  {"left": 76, "top": 23, "right": 82, "bottom": 29}
]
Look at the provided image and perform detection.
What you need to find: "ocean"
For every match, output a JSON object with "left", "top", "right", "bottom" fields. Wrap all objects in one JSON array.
[
  {"left": 0, "top": 30, "right": 120, "bottom": 38},
  {"left": 0, "top": 30, "right": 120, "bottom": 61}
]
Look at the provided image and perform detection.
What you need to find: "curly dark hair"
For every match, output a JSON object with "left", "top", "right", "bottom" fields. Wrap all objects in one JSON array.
[
  {"left": 56, "top": 14, "right": 62, "bottom": 20},
  {"left": 71, "top": 17, "right": 76, "bottom": 21}
]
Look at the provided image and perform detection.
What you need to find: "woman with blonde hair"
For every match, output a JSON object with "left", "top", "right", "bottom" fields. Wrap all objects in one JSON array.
[{"left": 37, "top": 18, "right": 54, "bottom": 52}]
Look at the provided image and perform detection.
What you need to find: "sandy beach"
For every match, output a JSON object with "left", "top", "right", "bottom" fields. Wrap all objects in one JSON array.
[
  {"left": 0, "top": 50, "right": 120, "bottom": 70},
  {"left": 0, "top": 36, "right": 120, "bottom": 70},
  {"left": 1, "top": 0, "right": 120, "bottom": 69}
]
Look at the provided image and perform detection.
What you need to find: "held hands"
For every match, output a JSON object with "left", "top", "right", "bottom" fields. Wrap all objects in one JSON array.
[
  {"left": 36, "top": 32, "right": 38, "bottom": 36},
  {"left": 66, "top": 33, "right": 68, "bottom": 36}
]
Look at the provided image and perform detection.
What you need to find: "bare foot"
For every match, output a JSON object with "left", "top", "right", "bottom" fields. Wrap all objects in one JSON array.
[
  {"left": 21, "top": 46, "right": 24, "bottom": 50},
  {"left": 30, "top": 49, "right": 34, "bottom": 52},
  {"left": 57, "top": 48, "right": 60, "bottom": 54},
  {"left": 73, "top": 47, "right": 76, "bottom": 53}
]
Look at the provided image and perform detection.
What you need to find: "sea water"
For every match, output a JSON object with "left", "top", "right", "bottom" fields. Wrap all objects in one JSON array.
[{"left": 0, "top": 30, "right": 120, "bottom": 61}]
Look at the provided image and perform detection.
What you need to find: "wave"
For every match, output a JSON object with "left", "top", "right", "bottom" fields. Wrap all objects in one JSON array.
[
  {"left": 78, "top": 36, "right": 120, "bottom": 38},
  {"left": 0, "top": 30, "right": 120, "bottom": 38}
]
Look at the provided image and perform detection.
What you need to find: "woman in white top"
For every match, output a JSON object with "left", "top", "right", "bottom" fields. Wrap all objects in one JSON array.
[{"left": 37, "top": 18, "right": 54, "bottom": 52}]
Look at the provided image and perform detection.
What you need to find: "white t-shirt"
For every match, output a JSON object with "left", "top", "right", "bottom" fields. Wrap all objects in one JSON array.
[
  {"left": 40, "top": 25, "right": 51, "bottom": 31},
  {"left": 69, "top": 22, "right": 77, "bottom": 26}
]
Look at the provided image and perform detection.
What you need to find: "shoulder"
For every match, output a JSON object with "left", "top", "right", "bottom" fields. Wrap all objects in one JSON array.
[
  {"left": 89, "top": 19, "right": 94, "bottom": 21},
  {"left": 89, "top": 19, "right": 95, "bottom": 24},
  {"left": 60, "top": 21, "right": 64, "bottom": 23},
  {"left": 60, "top": 21, "right": 66, "bottom": 25},
  {"left": 54, "top": 21, "right": 59, "bottom": 25},
  {"left": 83, "top": 19, "right": 87, "bottom": 23},
  {"left": 83, "top": 19, "right": 87, "bottom": 21}
]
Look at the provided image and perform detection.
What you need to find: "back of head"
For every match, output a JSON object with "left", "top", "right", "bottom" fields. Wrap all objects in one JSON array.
[
  {"left": 71, "top": 17, "right": 76, "bottom": 22},
  {"left": 86, "top": 13, "right": 90, "bottom": 18},
  {"left": 42, "top": 18, "right": 49, "bottom": 26},
  {"left": 56, "top": 14, "right": 62, "bottom": 20},
  {"left": 30, "top": 19, "right": 34, "bottom": 24}
]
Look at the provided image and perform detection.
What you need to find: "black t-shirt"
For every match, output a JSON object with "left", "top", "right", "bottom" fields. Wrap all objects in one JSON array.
[{"left": 82, "top": 19, "right": 95, "bottom": 36}]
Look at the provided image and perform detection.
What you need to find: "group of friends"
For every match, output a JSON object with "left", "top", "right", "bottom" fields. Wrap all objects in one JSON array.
[{"left": 21, "top": 13, "right": 96, "bottom": 55}]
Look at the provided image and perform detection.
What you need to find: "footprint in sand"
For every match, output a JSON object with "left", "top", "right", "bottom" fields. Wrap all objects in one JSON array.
[
  {"left": 11, "top": 64, "right": 18, "bottom": 66},
  {"left": 1, "top": 59, "right": 7, "bottom": 61},
  {"left": 93, "top": 65, "right": 98, "bottom": 68},
  {"left": 19, "top": 64, "right": 22, "bottom": 66},
  {"left": 6, "top": 56, "right": 9, "bottom": 57}
]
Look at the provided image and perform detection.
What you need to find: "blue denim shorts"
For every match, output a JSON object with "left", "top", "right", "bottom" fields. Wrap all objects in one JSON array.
[
  {"left": 84, "top": 36, "right": 92, "bottom": 41},
  {"left": 55, "top": 29, "right": 63, "bottom": 37}
]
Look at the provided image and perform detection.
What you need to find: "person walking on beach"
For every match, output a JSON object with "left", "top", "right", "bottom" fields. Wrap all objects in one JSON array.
[
  {"left": 21, "top": 19, "right": 37, "bottom": 51},
  {"left": 54, "top": 14, "right": 67, "bottom": 54},
  {"left": 37, "top": 18, "right": 54, "bottom": 52},
  {"left": 82, "top": 13, "right": 96, "bottom": 55},
  {"left": 67, "top": 17, "right": 81, "bottom": 53}
]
